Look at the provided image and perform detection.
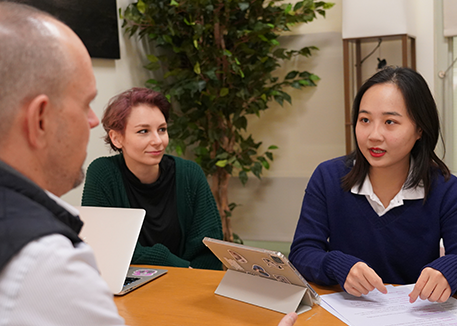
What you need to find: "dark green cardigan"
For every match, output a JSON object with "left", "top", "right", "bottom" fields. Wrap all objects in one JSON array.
[{"left": 82, "top": 154, "right": 222, "bottom": 270}]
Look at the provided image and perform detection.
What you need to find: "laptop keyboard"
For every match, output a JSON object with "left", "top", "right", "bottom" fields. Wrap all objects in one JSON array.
[{"left": 124, "top": 277, "right": 140, "bottom": 286}]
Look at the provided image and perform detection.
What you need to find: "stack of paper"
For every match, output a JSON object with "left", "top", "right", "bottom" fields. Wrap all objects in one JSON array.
[{"left": 320, "top": 284, "right": 457, "bottom": 325}]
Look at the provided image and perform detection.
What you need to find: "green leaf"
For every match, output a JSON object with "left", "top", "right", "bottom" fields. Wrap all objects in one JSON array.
[
  {"left": 310, "top": 74, "right": 321, "bottom": 81},
  {"left": 170, "top": 0, "right": 179, "bottom": 6},
  {"left": 193, "top": 39, "right": 198, "bottom": 49},
  {"left": 239, "top": 2, "right": 249, "bottom": 11},
  {"left": 262, "top": 160, "right": 270, "bottom": 169},
  {"left": 234, "top": 116, "right": 247, "bottom": 130},
  {"left": 285, "top": 3, "right": 293, "bottom": 14},
  {"left": 175, "top": 145, "right": 183, "bottom": 156},
  {"left": 291, "top": 81, "right": 301, "bottom": 89},
  {"left": 216, "top": 160, "right": 228, "bottom": 167},
  {"left": 239, "top": 170, "right": 248, "bottom": 185},
  {"left": 294, "top": 1, "right": 304, "bottom": 11},
  {"left": 147, "top": 54, "right": 159, "bottom": 63},
  {"left": 220, "top": 88, "right": 229, "bottom": 97},
  {"left": 275, "top": 96, "right": 284, "bottom": 106},
  {"left": 285, "top": 70, "right": 299, "bottom": 79},
  {"left": 324, "top": 3, "right": 335, "bottom": 10},
  {"left": 268, "top": 145, "right": 278, "bottom": 150},
  {"left": 194, "top": 62, "right": 201, "bottom": 74},
  {"left": 163, "top": 35, "right": 172, "bottom": 44},
  {"left": 137, "top": 0, "right": 146, "bottom": 14},
  {"left": 252, "top": 162, "right": 262, "bottom": 178}
]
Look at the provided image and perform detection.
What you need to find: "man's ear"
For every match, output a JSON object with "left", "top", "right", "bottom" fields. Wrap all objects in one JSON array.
[
  {"left": 109, "top": 129, "right": 123, "bottom": 150},
  {"left": 25, "top": 94, "right": 51, "bottom": 149}
]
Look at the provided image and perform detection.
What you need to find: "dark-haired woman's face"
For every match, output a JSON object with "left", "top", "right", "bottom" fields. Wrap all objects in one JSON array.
[
  {"left": 355, "top": 83, "right": 422, "bottom": 173},
  {"left": 109, "top": 104, "right": 169, "bottom": 172}
]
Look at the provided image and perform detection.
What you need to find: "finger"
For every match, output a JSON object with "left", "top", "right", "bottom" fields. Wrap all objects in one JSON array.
[
  {"left": 409, "top": 283, "right": 424, "bottom": 303},
  {"left": 346, "top": 286, "right": 363, "bottom": 297},
  {"left": 346, "top": 280, "right": 371, "bottom": 296},
  {"left": 345, "top": 263, "right": 379, "bottom": 296},
  {"left": 409, "top": 273, "right": 429, "bottom": 303},
  {"left": 278, "top": 312, "right": 298, "bottom": 326},
  {"left": 420, "top": 283, "right": 437, "bottom": 301},
  {"left": 427, "top": 277, "right": 451, "bottom": 302},
  {"left": 437, "top": 287, "right": 452, "bottom": 303},
  {"left": 365, "top": 272, "right": 387, "bottom": 294}
]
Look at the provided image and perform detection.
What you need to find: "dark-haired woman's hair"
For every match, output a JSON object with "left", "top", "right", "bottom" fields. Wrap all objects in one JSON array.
[
  {"left": 341, "top": 66, "right": 450, "bottom": 200},
  {"left": 101, "top": 87, "right": 170, "bottom": 152}
]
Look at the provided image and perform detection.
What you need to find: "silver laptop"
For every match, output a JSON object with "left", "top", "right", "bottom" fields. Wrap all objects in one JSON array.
[
  {"left": 75, "top": 206, "right": 167, "bottom": 295},
  {"left": 203, "top": 237, "right": 320, "bottom": 304}
]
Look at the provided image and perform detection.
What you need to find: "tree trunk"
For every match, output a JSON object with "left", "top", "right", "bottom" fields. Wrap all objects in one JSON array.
[{"left": 211, "top": 168, "right": 233, "bottom": 242}]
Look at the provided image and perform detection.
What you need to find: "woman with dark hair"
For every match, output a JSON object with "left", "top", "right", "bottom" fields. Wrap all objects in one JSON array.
[
  {"left": 82, "top": 87, "right": 223, "bottom": 270},
  {"left": 289, "top": 67, "right": 457, "bottom": 303}
]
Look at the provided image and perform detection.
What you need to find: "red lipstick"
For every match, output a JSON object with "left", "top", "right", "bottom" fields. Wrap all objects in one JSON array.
[{"left": 369, "top": 147, "right": 386, "bottom": 157}]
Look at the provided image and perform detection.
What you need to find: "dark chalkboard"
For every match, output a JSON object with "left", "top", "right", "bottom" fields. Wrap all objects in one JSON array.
[{"left": 8, "top": 0, "right": 120, "bottom": 59}]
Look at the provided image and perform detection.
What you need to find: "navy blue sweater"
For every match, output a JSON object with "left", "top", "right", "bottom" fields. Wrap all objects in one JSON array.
[{"left": 289, "top": 157, "right": 457, "bottom": 294}]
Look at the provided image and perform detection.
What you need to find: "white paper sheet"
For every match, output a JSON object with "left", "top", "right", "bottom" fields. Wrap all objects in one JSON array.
[{"left": 320, "top": 285, "right": 457, "bottom": 326}]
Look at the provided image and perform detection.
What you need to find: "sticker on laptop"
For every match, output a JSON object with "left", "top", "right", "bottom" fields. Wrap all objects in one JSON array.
[
  {"left": 252, "top": 264, "right": 270, "bottom": 277},
  {"left": 224, "top": 257, "right": 245, "bottom": 271},
  {"left": 132, "top": 269, "right": 158, "bottom": 276},
  {"left": 228, "top": 250, "right": 247, "bottom": 263},
  {"left": 262, "top": 258, "right": 285, "bottom": 270},
  {"left": 274, "top": 274, "right": 291, "bottom": 284}
]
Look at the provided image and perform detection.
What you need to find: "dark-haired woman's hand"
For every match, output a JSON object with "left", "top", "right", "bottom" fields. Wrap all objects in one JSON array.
[
  {"left": 409, "top": 267, "right": 451, "bottom": 303},
  {"left": 344, "top": 262, "right": 387, "bottom": 297}
]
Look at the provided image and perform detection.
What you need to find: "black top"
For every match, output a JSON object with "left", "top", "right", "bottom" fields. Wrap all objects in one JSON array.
[{"left": 120, "top": 155, "right": 181, "bottom": 255}]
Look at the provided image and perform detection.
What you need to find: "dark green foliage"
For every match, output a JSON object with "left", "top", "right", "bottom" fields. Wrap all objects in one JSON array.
[{"left": 121, "top": 0, "right": 334, "bottom": 184}]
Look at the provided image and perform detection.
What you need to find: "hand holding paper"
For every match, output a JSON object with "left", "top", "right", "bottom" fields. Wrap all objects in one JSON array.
[
  {"left": 344, "top": 262, "right": 387, "bottom": 297},
  {"left": 409, "top": 267, "right": 451, "bottom": 303}
]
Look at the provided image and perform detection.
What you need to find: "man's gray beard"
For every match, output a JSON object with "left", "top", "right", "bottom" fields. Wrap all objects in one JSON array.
[{"left": 72, "top": 168, "right": 85, "bottom": 190}]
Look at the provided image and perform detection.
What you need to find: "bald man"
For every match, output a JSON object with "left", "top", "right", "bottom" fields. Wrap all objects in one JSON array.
[
  {"left": 0, "top": 2, "right": 124, "bottom": 325},
  {"left": 0, "top": 2, "right": 297, "bottom": 325}
]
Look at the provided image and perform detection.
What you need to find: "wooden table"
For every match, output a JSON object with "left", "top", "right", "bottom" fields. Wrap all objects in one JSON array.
[{"left": 114, "top": 266, "right": 344, "bottom": 325}]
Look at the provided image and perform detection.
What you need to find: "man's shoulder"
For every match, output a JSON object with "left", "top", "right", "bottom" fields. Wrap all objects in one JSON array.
[{"left": 0, "top": 234, "right": 124, "bottom": 325}]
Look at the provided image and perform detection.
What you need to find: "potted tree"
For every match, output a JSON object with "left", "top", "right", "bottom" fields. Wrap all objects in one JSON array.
[{"left": 121, "top": 0, "right": 334, "bottom": 242}]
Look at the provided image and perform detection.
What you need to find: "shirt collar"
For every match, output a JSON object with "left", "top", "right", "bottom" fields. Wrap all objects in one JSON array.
[
  {"left": 45, "top": 190, "right": 80, "bottom": 217},
  {"left": 350, "top": 159, "right": 425, "bottom": 216}
]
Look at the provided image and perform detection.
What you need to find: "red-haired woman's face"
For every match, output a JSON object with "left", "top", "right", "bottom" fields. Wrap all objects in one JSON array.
[{"left": 109, "top": 104, "right": 169, "bottom": 175}]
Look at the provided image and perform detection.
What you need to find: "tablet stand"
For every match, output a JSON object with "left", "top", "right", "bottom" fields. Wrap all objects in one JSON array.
[{"left": 215, "top": 269, "right": 314, "bottom": 314}]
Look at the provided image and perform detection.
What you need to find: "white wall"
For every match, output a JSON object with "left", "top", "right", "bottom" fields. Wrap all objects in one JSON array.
[
  {"left": 62, "top": 0, "right": 151, "bottom": 205},
  {"left": 63, "top": 0, "right": 448, "bottom": 244}
]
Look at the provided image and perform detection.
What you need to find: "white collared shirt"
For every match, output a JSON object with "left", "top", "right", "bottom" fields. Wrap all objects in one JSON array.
[
  {"left": 0, "top": 192, "right": 125, "bottom": 325},
  {"left": 351, "top": 171, "right": 425, "bottom": 217}
]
